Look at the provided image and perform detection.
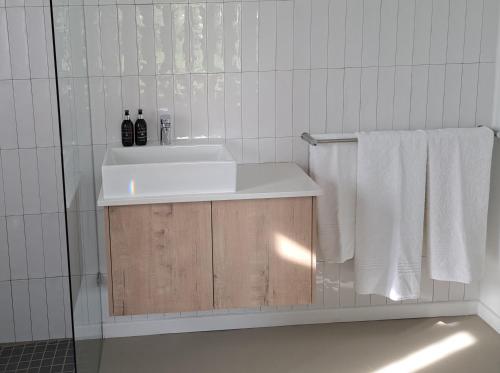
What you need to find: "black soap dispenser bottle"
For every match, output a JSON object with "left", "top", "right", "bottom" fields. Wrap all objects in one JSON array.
[
  {"left": 135, "top": 109, "right": 147, "bottom": 146},
  {"left": 121, "top": 109, "right": 134, "bottom": 147}
]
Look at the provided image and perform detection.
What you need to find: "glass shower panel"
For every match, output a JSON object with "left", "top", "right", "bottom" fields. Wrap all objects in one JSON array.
[{"left": 51, "top": 4, "right": 103, "bottom": 372}]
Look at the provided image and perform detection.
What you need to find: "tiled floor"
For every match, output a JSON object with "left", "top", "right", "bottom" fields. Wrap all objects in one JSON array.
[{"left": 0, "top": 339, "right": 74, "bottom": 373}]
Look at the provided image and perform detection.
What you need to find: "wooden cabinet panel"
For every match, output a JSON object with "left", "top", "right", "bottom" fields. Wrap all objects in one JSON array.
[
  {"left": 107, "top": 202, "right": 213, "bottom": 315},
  {"left": 212, "top": 197, "right": 314, "bottom": 309}
]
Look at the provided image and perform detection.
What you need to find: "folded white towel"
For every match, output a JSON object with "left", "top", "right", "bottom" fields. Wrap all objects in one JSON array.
[
  {"left": 426, "top": 127, "right": 494, "bottom": 283},
  {"left": 309, "top": 140, "right": 357, "bottom": 263},
  {"left": 355, "top": 130, "right": 427, "bottom": 300}
]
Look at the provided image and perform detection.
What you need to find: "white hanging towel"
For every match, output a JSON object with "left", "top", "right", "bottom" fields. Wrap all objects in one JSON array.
[
  {"left": 309, "top": 139, "right": 357, "bottom": 263},
  {"left": 426, "top": 127, "right": 494, "bottom": 283},
  {"left": 355, "top": 130, "right": 427, "bottom": 301}
]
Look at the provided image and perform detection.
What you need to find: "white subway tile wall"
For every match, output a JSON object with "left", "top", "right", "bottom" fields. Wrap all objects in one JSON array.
[{"left": 1, "top": 0, "right": 498, "bottom": 341}]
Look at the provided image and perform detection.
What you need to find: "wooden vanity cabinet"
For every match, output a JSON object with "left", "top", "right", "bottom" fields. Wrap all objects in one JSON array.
[
  {"left": 212, "top": 197, "right": 314, "bottom": 308},
  {"left": 105, "top": 197, "right": 315, "bottom": 316},
  {"left": 105, "top": 202, "right": 213, "bottom": 315}
]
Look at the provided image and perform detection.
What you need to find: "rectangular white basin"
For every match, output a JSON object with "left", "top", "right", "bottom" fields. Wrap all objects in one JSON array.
[{"left": 101, "top": 144, "right": 237, "bottom": 199}]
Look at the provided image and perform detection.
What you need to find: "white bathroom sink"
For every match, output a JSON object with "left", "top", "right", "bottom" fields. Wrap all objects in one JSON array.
[{"left": 101, "top": 144, "right": 237, "bottom": 199}]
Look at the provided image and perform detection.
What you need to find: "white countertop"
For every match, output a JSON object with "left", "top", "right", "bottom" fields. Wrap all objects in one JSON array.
[{"left": 97, "top": 162, "right": 321, "bottom": 206}]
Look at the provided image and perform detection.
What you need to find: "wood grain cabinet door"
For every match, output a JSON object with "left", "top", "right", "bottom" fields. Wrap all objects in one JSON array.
[
  {"left": 107, "top": 202, "right": 213, "bottom": 315},
  {"left": 212, "top": 197, "right": 314, "bottom": 309}
]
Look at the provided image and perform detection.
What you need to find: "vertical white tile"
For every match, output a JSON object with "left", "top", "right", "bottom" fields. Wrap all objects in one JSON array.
[
  {"left": 426, "top": 64, "right": 446, "bottom": 129},
  {"left": 121, "top": 76, "right": 140, "bottom": 117},
  {"left": 292, "top": 137, "right": 308, "bottom": 171},
  {"left": 225, "top": 139, "right": 243, "bottom": 163},
  {"left": 0, "top": 81, "right": 18, "bottom": 150},
  {"left": 207, "top": 3, "right": 224, "bottom": 73},
  {"left": 156, "top": 74, "right": 174, "bottom": 128},
  {"left": 429, "top": 0, "right": 449, "bottom": 64},
  {"left": 0, "top": 9, "right": 11, "bottom": 80},
  {"left": 0, "top": 282, "right": 15, "bottom": 343},
  {"left": 258, "top": 71, "right": 276, "bottom": 138},
  {"left": 464, "top": 281, "right": 480, "bottom": 301},
  {"left": 46, "top": 277, "right": 66, "bottom": 339},
  {"left": 410, "top": 65, "right": 429, "bottom": 129},
  {"left": 53, "top": 7, "right": 71, "bottom": 78},
  {"left": 89, "top": 77, "right": 107, "bottom": 145},
  {"left": 59, "top": 215, "right": 68, "bottom": 277},
  {"left": 276, "top": 0, "right": 293, "bottom": 70},
  {"left": 19, "top": 149, "right": 40, "bottom": 215},
  {"left": 137, "top": 5, "right": 156, "bottom": 76},
  {"left": 224, "top": 2, "right": 241, "bottom": 73},
  {"left": 258, "top": 138, "right": 275, "bottom": 163},
  {"left": 443, "top": 64, "right": 463, "bottom": 128},
  {"left": 2, "top": 150, "right": 23, "bottom": 215},
  {"left": 100, "top": 6, "right": 120, "bottom": 76},
  {"left": 311, "top": 261, "right": 324, "bottom": 308},
  {"left": 275, "top": 137, "right": 293, "bottom": 162},
  {"left": 68, "top": 7, "right": 87, "bottom": 78},
  {"left": 0, "top": 218, "right": 10, "bottom": 281},
  {"left": 446, "top": 0, "right": 466, "bottom": 63},
  {"left": 118, "top": 5, "right": 138, "bottom": 76},
  {"left": 81, "top": 211, "right": 98, "bottom": 275},
  {"left": 242, "top": 72, "right": 258, "bottom": 139},
  {"left": 433, "top": 281, "right": 450, "bottom": 302},
  {"left": 463, "top": 0, "right": 483, "bottom": 63},
  {"left": 6, "top": 7, "right": 30, "bottom": 79},
  {"left": 449, "top": 282, "right": 465, "bottom": 301},
  {"left": 258, "top": 1, "right": 276, "bottom": 71},
  {"left": 476, "top": 63, "right": 496, "bottom": 126},
  {"left": 104, "top": 77, "right": 123, "bottom": 143},
  {"left": 32, "top": 79, "right": 54, "bottom": 147},
  {"left": 62, "top": 277, "right": 72, "bottom": 337},
  {"left": 85, "top": 6, "right": 103, "bottom": 77},
  {"left": 339, "top": 260, "right": 355, "bottom": 308},
  {"left": 208, "top": 74, "right": 225, "bottom": 139},
  {"left": 191, "top": 74, "right": 208, "bottom": 139},
  {"left": 25, "top": 214, "right": 45, "bottom": 279},
  {"left": 77, "top": 147, "right": 95, "bottom": 211},
  {"left": 13, "top": 80, "right": 36, "bottom": 148},
  {"left": 343, "top": 68, "right": 361, "bottom": 133},
  {"left": 37, "top": 148, "right": 59, "bottom": 213},
  {"left": 44, "top": 8, "right": 55, "bottom": 78},
  {"left": 360, "top": 67, "right": 378, "bottom": 132},
  {"left": 276, "top": 71, "right": 293, "bottom": 138},
  {"left": 25, "top": 7, "right": 48, "bottom": 78},
  {"left": 393, "top": 66, "right": 412, "bottom": 130},
  {"left": 328, "top": 0, "right": 346, "bottom": 68},
  {"left": 459, "top": 63, "right": 479, "bottom": 128},
  {"left": 292, "top": 70, "right": 310, "bottom": 136},
  {"left": 377, "top": 66, "right": 395, "bottom": 130},
  {"left": 12, "top": 280, "right": 31, "bottom": 341},
  {"left": 224, "top": 72, "right": 242, "bottom": 139},
  {"left": 327, "top": 69, "right": 344, "bottom": 133},
  {"left": 481, "top": 0, "right": 499, "bottom": 62},
  {"left": 174, "top": 74, "right": 191, "bottom": 139},
  {"left": 242, "top": 138, "right": 259, "bottom": 163},
  {"left": 413, "top": 0, "right": 432, "bottom": 65},
  {"left": 324, "top": 262, "right": 340, "bottom": 308},
  {"left": 154, "top": 4, "right": 173, "bottom": 75},
  {"left": 345, "top": 0, "right": 363, "bottom": 67},
  {"left": 139, "top": 77, "right": 158, "bottom": 142},
  {"left": 396, "top": 0, "right": 415, "bottom": 65},
  {"left": 190, "top": 3, "right": 206, "bottom": 73},
  {"left": 309, "top": 69, "right": 328, "bottom": 134},
  {"left": 43, "top": 213, "right": 62, "bottom": 277},
  {"left": 310, "top": 0, "right": 329, "bottom": 69},
  {"left": 371, "top": 295, "right": 387, "bottom": 305},
  {"left": 362, "top": 0, "right": 381, "bottom": 67},
  {"left": 293, "top": 0, "right": 311, "bottom": 69},
  {"left": 241, "top": 2, "right": 258, "bottom": 72},
  {"left": 172, "top": 4, "right": 189, "bottom": 74},
  {"left": 29, "top": 278, "right": 49, "bottom": 340},
  {"left": 379, "top": 0, "right": 398, "bottom": 66}
]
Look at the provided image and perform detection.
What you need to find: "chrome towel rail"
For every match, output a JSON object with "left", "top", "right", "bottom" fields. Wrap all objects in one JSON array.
[{"left": 302, "top": 126, "right": 500, "bottom": 146}]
